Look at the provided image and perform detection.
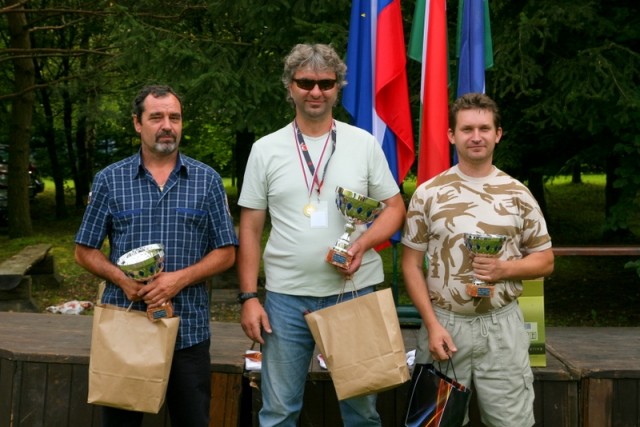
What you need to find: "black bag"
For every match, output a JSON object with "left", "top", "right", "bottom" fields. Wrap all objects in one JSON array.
[{"left": 404, "top": 359, "right": 471, "bottom": 427}]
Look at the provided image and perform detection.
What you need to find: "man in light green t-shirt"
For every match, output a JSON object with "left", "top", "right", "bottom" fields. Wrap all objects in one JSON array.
[{"left": 236, "top": 43, "right": 406, "bottom": 427}]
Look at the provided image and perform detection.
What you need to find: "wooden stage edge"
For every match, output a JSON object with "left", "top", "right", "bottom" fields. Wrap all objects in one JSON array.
[{"left": 0, "top": 312, "right": 639, "bottom": 427}]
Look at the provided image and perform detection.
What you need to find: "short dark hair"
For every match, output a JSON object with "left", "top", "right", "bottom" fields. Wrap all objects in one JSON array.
[
  {"left": 449, "top": 93, "right": 501, "bottom": 131},
  {"left": 132, "top": 85, "right": 183, "bottom": 122}
]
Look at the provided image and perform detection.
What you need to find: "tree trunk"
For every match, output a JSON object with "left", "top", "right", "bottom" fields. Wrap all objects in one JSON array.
[
  {"left": 61, "top": 88, "right": 81, "bottom": 209},
  {"left": 527, "top": 170, "right": 547, "bottom": 218},
  {"left": 571, "top": 161, "right": 582, "bottom": 184},
  {"left": 6, "top": 2, "right": 35, "bottom": 238},
  {"left": 42, "top": 89, "right": 68, "bottom": 219},
  {"left": 234, "top": 129, "right": 254, "bottom": 196},
  {"left": 75, "top": 109, "right": 90, "bottom": 207},
  {"left": 35, "top": 64, "right": 68, "bottom": 220},
  {"left": 74, "top": 29, "right": 94, "bottom": 208},
  {"left": 602, "top": 155, "right": 631, "bottom": 242}
]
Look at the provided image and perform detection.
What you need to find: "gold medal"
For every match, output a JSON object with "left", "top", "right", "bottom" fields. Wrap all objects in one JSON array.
[{"left": 303, "top": 203, "right": 316, "bottom": 217}]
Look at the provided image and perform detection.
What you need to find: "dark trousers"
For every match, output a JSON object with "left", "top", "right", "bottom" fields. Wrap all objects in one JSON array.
[{"left": 102, "top": 339, "right": 211, "bottom": 427}]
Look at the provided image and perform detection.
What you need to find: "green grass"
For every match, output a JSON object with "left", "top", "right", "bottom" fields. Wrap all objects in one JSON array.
[{"left": 1, "top": 175, "right": 639, "bottom": 326}]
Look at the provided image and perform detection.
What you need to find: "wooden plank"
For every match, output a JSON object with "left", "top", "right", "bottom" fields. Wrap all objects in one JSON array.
[
  {"left": 0, "top": 313, "right": 249, "bottom": 427},
  {"left": 0, "top": 243, "right": 52, "bottom": 275},
  {"left": 535, "top": 379, "right": 579, "bottom": 427},
  {"left": 553, "top": 246, "right": 640, "bottom": 256},
  {"left": 44, "top": 363, "right": 72, "bottom": 426},
  {"left": 0, "top": 312, "right": 92, "bottom": 363},
  {"left": 613, "top": 379, "right": 640, "bottom": 426},
  {"left": 210, "top": 372, "right": 243, "bottom": 427},
  {"left": 0, "top": 358, "right": 16, "bottom": 427},
  {"left": 301, "top": 380, "right": 327, "bottom": 425},
  {"left": 532, "top": 350, "right": 578, "bottom": 381},
  {"left": 0, "top": 313, "right": 251, "bottom": 374},
  {"left": 210, "top": 321, "right": 255, "bottom": 374},
  {"left": 68, "top": 364, "right": 98, "bottom": 427},
  {"left": 583, "top": 378, "right": 613, "bottom": 427},
  {"left": 223, "top": 375, "right": 243, "bottom": 427},
  {"left": 4, "top": 314, "right": 636, "bottom": 427},
  {"left": 301, "top": 380, "right": 341, "bottom": 426},
  {"left": 210, "top": 373, "right": 228, "bottom": 425},
  {"left": 546, "top": 327, "right": 640, "bottom": 378},
  {"left": 378, "top": 384, "right": 408, "bottom": 426},
  {"left": 18, "top": 362, "right": 47, "bottom": 427}
]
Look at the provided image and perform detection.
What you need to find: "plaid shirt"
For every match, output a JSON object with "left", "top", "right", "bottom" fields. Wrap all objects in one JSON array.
[{"left": 75, "top": 151, "right": 238, "bottom": 349}]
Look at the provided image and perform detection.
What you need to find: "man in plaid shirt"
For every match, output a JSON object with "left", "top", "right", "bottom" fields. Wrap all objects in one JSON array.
[{"left": 75, "top": 85, "right": 237, "bottom": 427}]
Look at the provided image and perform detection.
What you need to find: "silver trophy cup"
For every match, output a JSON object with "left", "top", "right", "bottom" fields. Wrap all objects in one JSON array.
[
  {"left": 463, "top": 233, "right": 507, "bottom": 298},
  {"left": 116, "top": 243, "right": 173, "bottom": 320},
  {"left": 326, "top": 187, "right": 385, "bottom": 269}
]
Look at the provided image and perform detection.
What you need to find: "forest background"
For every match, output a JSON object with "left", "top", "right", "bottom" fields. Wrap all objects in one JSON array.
[{"left": 0, "top": 0, "right": 639, "bottom": 326}]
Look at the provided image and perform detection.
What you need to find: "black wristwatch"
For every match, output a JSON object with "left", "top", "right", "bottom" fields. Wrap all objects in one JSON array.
[{"left": 237, "top": 292, "right": 259, "bottom": 304}]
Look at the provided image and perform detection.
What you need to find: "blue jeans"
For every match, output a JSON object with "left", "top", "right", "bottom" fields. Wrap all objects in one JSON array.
[{"left": 259, "top": 287, "right": 382, "bottom": 427}]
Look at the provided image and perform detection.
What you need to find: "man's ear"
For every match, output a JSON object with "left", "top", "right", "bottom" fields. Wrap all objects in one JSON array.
[{"left": 133, "top": 115, "right": 142, "bottom": 133}]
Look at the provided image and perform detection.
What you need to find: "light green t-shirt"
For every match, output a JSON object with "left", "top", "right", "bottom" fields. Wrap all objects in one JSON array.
[
  {"left": 402, "top": 165, "right": 552, "bottom": 314},
  {"left": 238, "top": 120, "right": 400, "bottom": 297}
]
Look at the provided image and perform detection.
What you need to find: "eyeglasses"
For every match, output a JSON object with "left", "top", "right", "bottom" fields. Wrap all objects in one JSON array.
[{"left": 292, "top": 78, "right": 337, "bottom": 91}]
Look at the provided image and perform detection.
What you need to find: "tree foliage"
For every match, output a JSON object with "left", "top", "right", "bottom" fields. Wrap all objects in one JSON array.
[
  {"left": 487, "top": 0, "right": 640, "bottom": 237},
  {"left": 0, "top": 0, "right": 639, "bottom": 240}
]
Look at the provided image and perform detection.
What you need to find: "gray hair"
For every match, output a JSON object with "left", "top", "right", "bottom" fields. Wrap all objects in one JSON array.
[{"left": 281, "top": 43, "right": 348, "bottom": 90}]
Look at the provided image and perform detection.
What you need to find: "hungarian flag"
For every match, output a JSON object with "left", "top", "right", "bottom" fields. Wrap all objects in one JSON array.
[
  {"left": 408, "top": 0, "right": 450, "bottom": 185},
  {"left": 343, "top": 0, "right": 414, "bottom": 186},
  {"left": 456, "top": 0, "right": 494, "bottom": 96}
]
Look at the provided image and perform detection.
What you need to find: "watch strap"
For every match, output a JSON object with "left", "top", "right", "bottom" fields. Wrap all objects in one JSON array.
[{"left": 237, "top": 292, "right": 259, "bottom": 304}]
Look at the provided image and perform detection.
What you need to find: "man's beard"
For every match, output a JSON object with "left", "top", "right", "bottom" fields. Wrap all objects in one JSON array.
[
  {"left": 153, "top": 132, "right": 179, "bottom": 154},
  {"left": 153, "top": 140, "right": 178, "bottom": 154}
]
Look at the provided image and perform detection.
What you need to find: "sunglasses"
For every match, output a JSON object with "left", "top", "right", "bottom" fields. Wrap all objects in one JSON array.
[{"left": 292, "top": 78, "right": 337, "bottom": 91}]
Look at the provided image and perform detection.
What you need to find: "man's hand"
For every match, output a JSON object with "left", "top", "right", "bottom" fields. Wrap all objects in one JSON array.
[
  {"left": 240, "top": 298, "right": 272, "bottom": 344},
  {"left": 427, "top": 323, "right": 457, "bottom": 362},
  {"left": 471, "top": 254, "right": 503, "bottom": 283},
  {"left": 120, "top": 279, "right": 145, "bottom": 302},
  {"left": 137, "top": 271, "right": 182, "bottom": 308}
]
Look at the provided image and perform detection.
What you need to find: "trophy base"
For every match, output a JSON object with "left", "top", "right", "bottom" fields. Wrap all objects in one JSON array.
[
  {"left": 326, "top": 248, "right": 353, "bottom": 269},
  {"left": 466, "top": 283, "right": 494, "bottom": 298},
  {"left": 147, "top": 301, "right": 174, "bottom": 322}
]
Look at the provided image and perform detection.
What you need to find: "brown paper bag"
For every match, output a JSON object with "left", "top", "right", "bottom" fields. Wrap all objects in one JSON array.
[
  {"left": 305, "top": 288, "right": 410, "bottom": 400},
  {"left": 88, "top": 304, "right": 180, "bottom": 413}
]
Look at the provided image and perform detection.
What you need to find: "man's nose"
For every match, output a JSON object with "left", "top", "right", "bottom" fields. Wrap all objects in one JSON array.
[{"left": 160, "top": 117, "right": 173, "bottom": 129}]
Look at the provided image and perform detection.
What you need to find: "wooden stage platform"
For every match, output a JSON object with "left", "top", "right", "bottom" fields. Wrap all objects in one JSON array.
[{"left": 0, "top": 312, "right": 638, "bottom": 427}]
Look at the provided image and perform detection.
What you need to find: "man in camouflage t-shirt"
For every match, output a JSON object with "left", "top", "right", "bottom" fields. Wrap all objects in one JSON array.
[{"left": 401, "top": 93, "right": 554, "bottom": 427}]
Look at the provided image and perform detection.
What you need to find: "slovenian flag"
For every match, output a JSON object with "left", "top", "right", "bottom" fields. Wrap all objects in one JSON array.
[
  {"left": 407, "top": 0, "right": 450, "bottom": 185},
  {"left": 343, "top": 0, "right": 414, "bottom": 187}
]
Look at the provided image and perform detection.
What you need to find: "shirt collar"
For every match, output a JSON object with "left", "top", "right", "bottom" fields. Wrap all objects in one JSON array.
[{"left": 132, "top": 149, "right": 188, "bottom": 180}]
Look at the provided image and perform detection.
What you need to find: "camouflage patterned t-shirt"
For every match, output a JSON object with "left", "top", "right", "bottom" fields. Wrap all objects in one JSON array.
[{"left": 401, "top": 165, "right": 552, "bottom": 315}]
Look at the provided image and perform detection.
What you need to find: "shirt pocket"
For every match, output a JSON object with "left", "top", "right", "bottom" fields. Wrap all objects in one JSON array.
[
  {"left": 112, "top": 208, "right": 143, "bottom": 230},
  {"left": 175, "top": 207, "right": 207, "bottom": 233}
]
